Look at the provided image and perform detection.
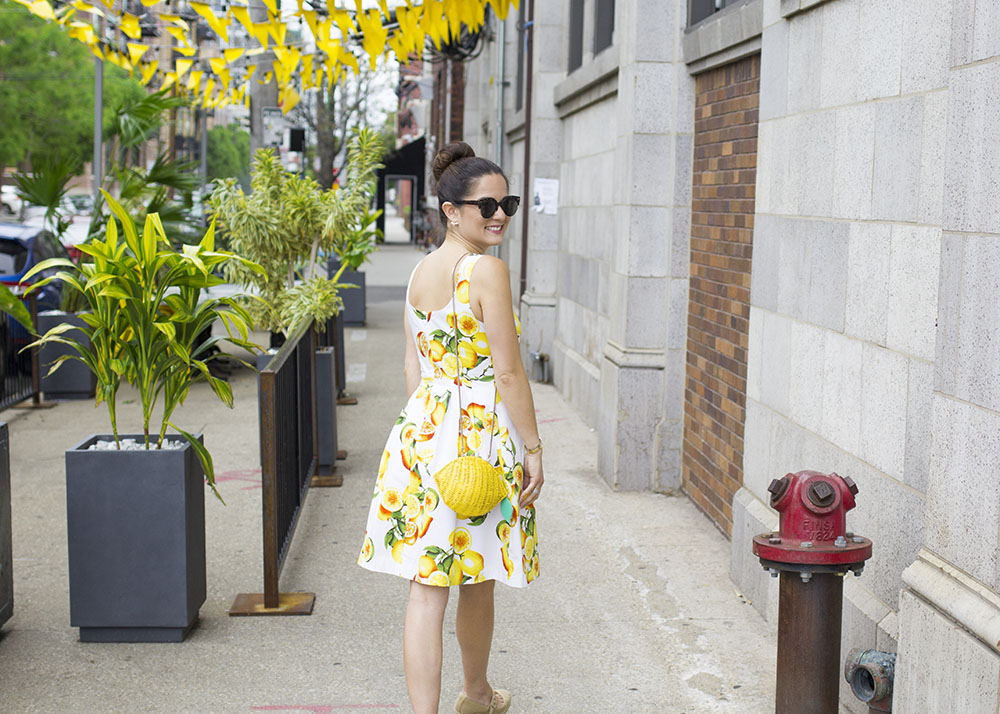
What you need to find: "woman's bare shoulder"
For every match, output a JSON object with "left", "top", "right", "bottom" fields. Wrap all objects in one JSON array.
[{"left": 469, "top": 254, "right": 509, "bottom": 284}]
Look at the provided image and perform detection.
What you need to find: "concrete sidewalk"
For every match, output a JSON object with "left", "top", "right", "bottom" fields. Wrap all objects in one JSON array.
[{"left": 0, "top": 244, "right": 776, "bottom": 713}]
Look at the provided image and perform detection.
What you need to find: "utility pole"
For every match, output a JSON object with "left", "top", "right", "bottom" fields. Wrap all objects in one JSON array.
[
  {"left": 249, "top": 0, "right": 279, "bottom": 156},
  {"left": 93, "top": 12, "right": 104, "bottom": 203}
]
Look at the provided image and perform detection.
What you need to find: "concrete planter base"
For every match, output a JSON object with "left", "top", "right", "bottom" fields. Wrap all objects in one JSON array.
[
  {"left": 316, "top": 347, "right": 338, "bottom": 473},
  {"left": 38, "top": 312, "right": 96, "bottom": 400},
  {"left": 328, "top": 258, "right": 366, "bottom": 326},
  {"left": 65, "top": 434, "right": 206, "bottom": 643}
]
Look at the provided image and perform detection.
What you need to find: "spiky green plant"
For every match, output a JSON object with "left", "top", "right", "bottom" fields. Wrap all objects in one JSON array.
[
  {"left": 22, "top": 191, "right": 266, "bottom": 501},
  {"left": 209, "top": 127, "right": 383, "bottom": 334}
]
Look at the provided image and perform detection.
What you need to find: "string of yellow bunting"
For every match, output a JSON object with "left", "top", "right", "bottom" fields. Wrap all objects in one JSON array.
[{"left": 9, "top": 0, "right": 519, "bottom": 114}]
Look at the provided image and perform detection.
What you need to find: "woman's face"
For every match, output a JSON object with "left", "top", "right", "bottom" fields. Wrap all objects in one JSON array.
[{"left": 448, "top": 173, "right": 512, "bottom": 250}]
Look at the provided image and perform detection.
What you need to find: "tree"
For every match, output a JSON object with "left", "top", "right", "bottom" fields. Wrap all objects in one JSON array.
[
  {"left": 207, "top": 124, "right": 251, "bottom": 190},
  {"left": 0, "top": 5, "right": 144, "bottom": 180},
  {"left": 290, "top": 59, "right": 396, "bottom": 190}
]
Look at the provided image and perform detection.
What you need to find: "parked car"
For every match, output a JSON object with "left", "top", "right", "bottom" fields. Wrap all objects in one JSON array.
[
  {"left": 0, "top": 223, "right": 68, "bottom": 311},
  {"left": 0, "top": 186, "right": 22, "bottom": 217}
]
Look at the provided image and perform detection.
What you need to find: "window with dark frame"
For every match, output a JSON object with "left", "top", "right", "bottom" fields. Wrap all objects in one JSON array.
[
  {"left": 593, "top": 0, "right": 615, "bottom": 55},
  {"left": 688, "top": 0, "right": 739, "bottom": 27},
  {"left": 568, "top": 0, "right": 584, "bottom": 73}
]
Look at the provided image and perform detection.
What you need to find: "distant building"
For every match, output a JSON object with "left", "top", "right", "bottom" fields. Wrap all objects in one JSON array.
[{"left": 459, "top": 1, "right": 1000, "bottom": 711}]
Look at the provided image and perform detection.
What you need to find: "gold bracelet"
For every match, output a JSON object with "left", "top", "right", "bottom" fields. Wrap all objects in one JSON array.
[{"left": 525, "top": 439, "right": 543, "bottom": 454}]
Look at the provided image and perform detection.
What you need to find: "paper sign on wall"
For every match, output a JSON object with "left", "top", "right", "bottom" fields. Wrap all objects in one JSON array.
[{"left": 532, "top": 178, "right": 559, "bottom": 215}]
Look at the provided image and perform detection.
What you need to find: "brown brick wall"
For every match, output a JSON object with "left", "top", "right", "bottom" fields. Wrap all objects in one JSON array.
[{"left": 683, "top": 55, "right": 760, "bottom": 536}]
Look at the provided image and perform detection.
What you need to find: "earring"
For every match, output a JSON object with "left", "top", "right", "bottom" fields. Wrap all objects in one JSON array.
[{"left": 449, "top": 220, "right": 458, "bottom": 226}]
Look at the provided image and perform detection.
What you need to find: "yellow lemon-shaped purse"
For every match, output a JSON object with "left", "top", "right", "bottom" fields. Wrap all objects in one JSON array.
[{"left": 434, "top": 456, "right": 507, "bottom": 519}]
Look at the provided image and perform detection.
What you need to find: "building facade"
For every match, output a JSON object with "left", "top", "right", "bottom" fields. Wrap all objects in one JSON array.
[{"left": 459, "top": 0, "right": 1000, "bottom": 711}]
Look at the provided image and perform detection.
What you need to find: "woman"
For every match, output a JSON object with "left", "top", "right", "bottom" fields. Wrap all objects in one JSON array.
[{"left": 358, "top": 141, "right": 543, "bottom": 714}]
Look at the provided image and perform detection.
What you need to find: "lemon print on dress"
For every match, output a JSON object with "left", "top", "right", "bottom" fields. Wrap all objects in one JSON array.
[
  {"left": 429, "top": 570, "right": 449, "bottom": 586},
  {"left": 450, "top": 527, "right": 472, "bottom": 553},
  {"left": 361, "top": 537, "right": 374, "bottom": 562}
]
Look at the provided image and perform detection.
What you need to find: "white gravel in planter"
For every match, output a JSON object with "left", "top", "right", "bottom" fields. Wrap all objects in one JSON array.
[{"left": 87, "top": 438, "right": 186, "bottom": 451}]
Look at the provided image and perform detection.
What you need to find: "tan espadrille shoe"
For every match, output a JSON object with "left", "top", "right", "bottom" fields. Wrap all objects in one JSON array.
[{"left": 454, "top": 688, "right": 512, "bottom": 714}]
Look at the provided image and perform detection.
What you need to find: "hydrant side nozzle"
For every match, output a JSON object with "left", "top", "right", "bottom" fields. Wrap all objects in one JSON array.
[{"left": 844, "top": 648, "right": 896, "bottom": 708}]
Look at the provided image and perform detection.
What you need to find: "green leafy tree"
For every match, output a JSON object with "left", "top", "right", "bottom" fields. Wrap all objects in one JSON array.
[
  {"left": 0, "top": 5, "right": 144, "bottom": 180},
  {"left": 206, "top": 123, "right": 251, "bottom": 190}
]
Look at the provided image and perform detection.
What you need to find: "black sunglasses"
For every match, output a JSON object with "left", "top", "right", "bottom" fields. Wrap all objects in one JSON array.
[{"left": 453, "top": 195, "right": 520, "bottom": 219}]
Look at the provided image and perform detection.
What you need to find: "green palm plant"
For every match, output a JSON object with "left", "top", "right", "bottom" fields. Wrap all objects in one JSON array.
[
  {"left": 12, "top": 153, "right": 75, "bottom": 238},
  {"left": 22, "top": 191, "right": 265, "bottom": 501}
]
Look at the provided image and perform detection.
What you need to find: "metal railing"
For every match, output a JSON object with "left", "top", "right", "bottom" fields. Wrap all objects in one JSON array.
[
  {"left": 0, "top": 423, "right": 11, "bottom": 630},
  {"left": 231, "top": 319, "right": 318, "bottom": 615},
  {"left": 0, "top": 293, "right": 40, "bottom": 411}
]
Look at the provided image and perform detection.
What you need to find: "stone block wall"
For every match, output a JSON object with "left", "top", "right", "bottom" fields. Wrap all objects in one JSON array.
[{"left": 683, "top": 55, "right": 759, "bottom": 534}]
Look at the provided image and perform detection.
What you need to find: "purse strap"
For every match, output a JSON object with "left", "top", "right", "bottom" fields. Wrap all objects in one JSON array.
[{"left": 450, "top": 253, "right": 498, "bottom": 458}]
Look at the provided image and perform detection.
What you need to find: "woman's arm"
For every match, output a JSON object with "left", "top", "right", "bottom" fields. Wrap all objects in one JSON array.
[
  {"left": 470, "top": 256, "right": 544, "bottom": 507},
  {"left": 403, "top": 311, "right": 421, "bottom": 397}
]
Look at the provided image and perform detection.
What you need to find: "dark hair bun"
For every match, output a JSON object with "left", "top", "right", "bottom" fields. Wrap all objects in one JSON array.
[{"left": 432, "top": 141, "right": 476, "bottom": 182}]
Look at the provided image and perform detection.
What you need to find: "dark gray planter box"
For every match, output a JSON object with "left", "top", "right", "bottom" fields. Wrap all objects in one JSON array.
[
  {"left": 65, "top": 434, "right": 206, "bottom": 643},
  {"left": 315, "top": 347, "right": 338, "bottom": 472},
  {"left": 0, "top": 424, "right": 11, "bottom": 631},
  {"left": 327, "top": 258, "right": 366, "bottom": 326},
  {"left": 38, "top": 312, "right": 96, "bottom": 400}
]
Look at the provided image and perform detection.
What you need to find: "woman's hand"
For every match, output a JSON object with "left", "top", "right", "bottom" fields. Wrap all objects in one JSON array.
[{"left": 519, "top": 449, "right": 544, "bottom": 508}]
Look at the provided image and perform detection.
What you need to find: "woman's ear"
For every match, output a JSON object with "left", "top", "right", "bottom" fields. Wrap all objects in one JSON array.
[{"left": 441, "top": 201, "right": 459, "bottom": 225}]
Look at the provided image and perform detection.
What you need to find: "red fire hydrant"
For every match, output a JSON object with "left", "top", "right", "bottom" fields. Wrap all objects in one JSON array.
[{"left": 752, "top": 471, "right": 872, "bottom": 714}]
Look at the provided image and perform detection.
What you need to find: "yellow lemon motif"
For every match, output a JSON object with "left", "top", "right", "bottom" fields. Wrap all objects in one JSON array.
[
  {"left": 404, "top": 520, "right": 418, "bottom": 543},
  {"left": 531, "top": 559, "right": 540, "bottom": 579},
  {"left": 377, "top": 449, "right": 390, "bottom": 477},
  {"left": 441, "top": 352, "right": 459, "bottom": 378},
  {"left": 458, "top": 341, "right": 479, "bottom": 369},
  {"left": 419, "top": 555, "right": 436, "bottom": 578},
  {"left": 429, "top": 339, "right": 446, "bottom": 361},
  {"left": 448, "top": 559, "right": 463, "bottom": 585},
  {"left": 449, "top": 527, "right": 472, "bottom": 553},
  {"left": 514, "top": 463, "right": 524, "bottom": 486},
  {"left": 382, "top": 488, "right": 402, "bottom": 512},
  {"left": 424, "top": 489, "right": 439, "bottom": 512},
  {"left": 417, "top": 447, "right": 435, "bottom": 464},
  {"left": 474, "top": 572, "right": 487, "bottom": 584},
  {"left": 417, "top": 332, "right": 429, "bottom": 356},
  {"left": 428, "top": 570, "right": 449, "bottom": 586},
  {"left": 471, "top": 332, "right": 491, "bottom": 355},
  {"left": 457, "top": 313, "right": 479, "bottom": 336},
  {"left": 466, "top": 430, "right": 482, "bottom": 451},
  {"left": 459, "top": 550, "right": 485, "bottom": 576},
  {"left": 455, "top": 279, "right": 470, "bottom": 303},
  {"left": 361, "top": 537, "right": 374, "bottom": 562},
  {"left": 524, "top": 535, "right": 535, "bottom": 559},
  {"left": 391, "top": 539, "right": 405, "bottom": 564},
  {"left": 496, "top": 521, "right": 511, "bottom": 544},
  {"left": 513, "top": 311, "right": 521, "bottom": 336},
  {"left": 405, "top": 494, "right": 421, "bottom": 518}
]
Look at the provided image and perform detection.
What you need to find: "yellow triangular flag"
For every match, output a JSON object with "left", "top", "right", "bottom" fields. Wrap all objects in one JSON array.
[
  {"left": 119, "top": 12, "right": 141, "bottom": 40},
  {"left": 159, "top": 13, "right": 189, "bottom": 31},
  {"left": 138, "top": 0, "right": 158, "bottom": 6},
  {"left": 166, "top": 26, "right": 190, "bottom": 47},
  {"left": 230, "top": 5, "right": 253, "bottom": 34},
  {"left": 251, "top": 22, "right": 270, "bottom": 49},
  {"left": 357, "top": 9, "right": 387, "bottom": 70},
  {"left": 202, "top": 78, "right": 216, "bottom": 107},
  {"left": 161, "top": 71, "right": 177, "bottom": 90},
  {"left": 190, "top": 2, "right": 229, "bottom": 43},
  {"left": 209, "top": 57, "right": 227, "bottom": 76},
  {"left": 175, "top": 59, "right": 194, "bottom": 79},
  {"left": 28, "top": 0, "right": 56, "bottom": 22},
  {"left": 331, "top": 8, "right": 353, "bottom": 39},
  {"left": 280, "top": 85, "right": 300, "bottom": 114},
  {"left": 260, "top": 0, "right": 277, "bottom": 15},
  {"left": 224, "top": 47, "right": 244, "bottom": 64},
  {"left": 70, "top": 1, "right": 101, "bottom": 16},
  {"left": 140, "top": 59, "right": 158, "bottom": 85},
  {"left": 175, "top": 46, "right": 197, "bottom": 57},
  {"left": 127, "top": 42, "right": 149, "bottom": 66},
  {"left": 267, "top": 15, "right": 286, "bottom": 45},
  {"left": 187, "top": 69, "right": 204, "bottom": 92},
  {"left": 244, "top": 64, "right": 257, "bottom": 79},
  {"left": 301, "top": 9, "right": 318, "bottom": 37},
  {"left": 301, "top": 54, "right": 314, "bottom": 90}
]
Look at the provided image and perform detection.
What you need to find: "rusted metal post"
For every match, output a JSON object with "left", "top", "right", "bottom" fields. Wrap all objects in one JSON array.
[
  {"left": 776, "top": 572, "right": 843, "bottom": 712},
  {"left": 259, "top": 367, "right": 279, "bottom": 609}
]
